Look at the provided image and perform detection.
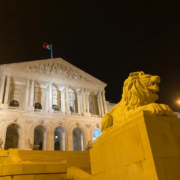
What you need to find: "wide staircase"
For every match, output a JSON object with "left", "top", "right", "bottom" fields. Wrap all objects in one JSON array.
[
  {"left": 0, "top": 149, "right": 92, "bottom": 180},
  {"left": 19, "top": 150, "right": 91, "bottom": 173}
]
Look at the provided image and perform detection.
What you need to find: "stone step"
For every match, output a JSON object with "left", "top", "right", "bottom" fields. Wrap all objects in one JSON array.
[{"left": 18, "top": 150, "right": 91, "bottom": 173}]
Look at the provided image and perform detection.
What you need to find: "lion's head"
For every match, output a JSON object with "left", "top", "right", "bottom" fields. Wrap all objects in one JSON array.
[{"left": 122, "top": 71, "right": 160, "bottom": 111}]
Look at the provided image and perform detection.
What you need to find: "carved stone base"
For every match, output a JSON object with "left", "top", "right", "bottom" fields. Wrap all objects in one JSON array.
[
  {"left": 83, "top": 112, "right": 91, "bottom": 117},
  {"left": 0, "top": 104, "right": 9, "bottom": 109},
  {"left": 24, "top": 106, "right": 35, "bottom": 111},
  {"left": 49, "top": 109, "right": 54, "bottom": 113},
  {"left": 67, "top": 110, "right": 72, "bottom": 115},
  {"left": 27, "top": 106, "right": 35, "bottom": 111}
]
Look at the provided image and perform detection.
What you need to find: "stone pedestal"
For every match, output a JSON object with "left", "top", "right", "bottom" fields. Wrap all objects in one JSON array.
[
  {"left": 90, "top": 111, "right": 180, "bottom": 180},
  {"left": 66, "top": 110, "right": 72, "bottom": 115},
  {"left": 83, "top": 112, "right": 91, "bottom": 117},
  {"left": 25, "top": 106, "right": 34, "bottom": 111},
  {"left": 0, "top": 104, "right": 9, "bottom": 109},
  {"left": 49, "top": 109, "right": 54, "bottom": 113}
]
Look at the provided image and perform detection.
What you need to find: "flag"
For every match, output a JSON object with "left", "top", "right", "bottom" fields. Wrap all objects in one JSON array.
[
  {"left": 42, "top": 42, "right": 53, "bottom": 59},
  {"left": 43, "top": 42, "right": 51, "bottom": 50}
]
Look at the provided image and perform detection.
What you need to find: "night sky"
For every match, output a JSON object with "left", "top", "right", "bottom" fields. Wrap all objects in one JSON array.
[{"left": 1, "top": 1, "right": 180, "bottom": 111}]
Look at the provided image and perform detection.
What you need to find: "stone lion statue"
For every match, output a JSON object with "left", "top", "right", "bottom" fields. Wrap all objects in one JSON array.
[{"left": 101, "top": 71, "right": 173, "bottom": 133}]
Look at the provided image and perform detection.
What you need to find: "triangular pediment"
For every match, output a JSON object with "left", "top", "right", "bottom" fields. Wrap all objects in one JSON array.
[{"left": 1, "top": 58, "right": 107, "bottom": 88}]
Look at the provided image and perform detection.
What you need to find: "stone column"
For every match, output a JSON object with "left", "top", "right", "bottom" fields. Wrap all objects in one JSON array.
[
  {"left": 66, "top": 86, "right": 70, "bottom": 113},
  {"left": 45, "top": 89, "right": 49, "bottom": 111},
  {"left": 99, "top": 91, "right": 104, "bottom": 116},
  {"left": 49, "top": 83, "right": 53, "bottom": 110},
  {"left": 4, "top": 75, "right": 11, "bottom": 104},
  {"left": 79, "top": 93, "right": 83, "bottom": 115},
  {"left": 97, "top": 94, "right": 101, "bottom": 116},
  {"left": 78, "top": 93, "right": 81, "bottom": 114},
  {"left": 61, "top": 90, "right": 66, "bottom": 113},
  {"left": 102, "top": 91, "right": 108, "bottom": 114},
  {"left": 0, "top": 74, "right": 5, "bottom": 104},
  {"left": 47, "top": 131, "right": 54, "bottom": 151},
  {"left": 67, "top": 133, "right": 73, "bottom": 151},
  {"left": 29, "top": 80, "right": 34, "bottom": 107},
  {"left": 62, "top": 132, "right": 66, "bottom": 151},
  {"left": 81, "top": 88, "right": 85, "bottom": 114},
  {"left": 86, "top": 89, "right": 90, "bottom": 113},
  {"left": 92, "top": 94, "right": 96, "bottom": 115},
  {"left": 25, "top": 79, "right": 30, "bottom": 107},
  {"left": 76, "top": 91, "right": 81, "bottom": 114}
]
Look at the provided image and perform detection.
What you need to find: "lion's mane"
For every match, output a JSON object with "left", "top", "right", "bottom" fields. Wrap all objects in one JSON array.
[{"left": 122, "top": 71, "right": 158, "bottom": 112}]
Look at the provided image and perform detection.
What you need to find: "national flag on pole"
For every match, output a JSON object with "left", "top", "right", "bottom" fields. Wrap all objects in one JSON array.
[
  {"left": 42, "top": 42, "right": 53, "bottom": 59},
  {"left": 43, "top": 42, "right": 51, "bottom": 50}
]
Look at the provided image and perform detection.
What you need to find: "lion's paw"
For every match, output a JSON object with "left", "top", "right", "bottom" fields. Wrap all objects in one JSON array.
[{"left": 146, "top": 103, "right": 173, "bottom": 116}]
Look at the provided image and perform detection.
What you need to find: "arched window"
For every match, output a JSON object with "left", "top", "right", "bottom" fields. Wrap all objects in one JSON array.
[
  {"left": 54, "top": 127, "right": 66, "bottom": 151},
  {"left": 93, "top": 129, "right": 102, "bottom": 141},
  {"left": 73, "top": 127, "right": 84, "bottom": 151},
  {"left": 52, "top": 105, "right": 59, "bottom": 111},
  {"left": 35, "top": 103, "right": 42, "bottom": 110},
  {"left": 34, "top": 125, "right": 47, "bottom": 150},
  {"left": 9, "top": 100, "right": 19, "bottom": 107},
  {"left": 70, "top": 106, "right": 74, "bottom": 113},
  {"left": 5, "top": 124, "right": 21, "bottom": 150}
]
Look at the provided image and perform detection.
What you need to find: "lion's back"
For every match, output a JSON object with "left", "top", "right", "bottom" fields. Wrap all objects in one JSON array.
[{"left": 109, "top": 100, "right": 125, "bottom": 126}]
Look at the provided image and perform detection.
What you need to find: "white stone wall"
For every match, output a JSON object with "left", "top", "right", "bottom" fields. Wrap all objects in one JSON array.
[
  {"left": 0, "top": 58, "right": 107, "bottom": 151},
  {"left": 106, "top": 101, "right": 116, "bottom": 112},
  {"left": 0, "top": 109, "right": 102, "bottom": 151}
]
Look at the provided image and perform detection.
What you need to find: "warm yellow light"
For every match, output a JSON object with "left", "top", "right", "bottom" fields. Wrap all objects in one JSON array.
[{"left": 177, "top": 100, "right": 180, "bottom": 105}]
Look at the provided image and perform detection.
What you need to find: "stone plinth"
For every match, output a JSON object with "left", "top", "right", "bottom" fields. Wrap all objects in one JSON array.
[{"left": 90, "top": 111, "right": 180, "bottom": 180}]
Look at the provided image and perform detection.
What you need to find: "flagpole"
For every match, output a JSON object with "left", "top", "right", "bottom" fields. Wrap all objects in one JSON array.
[{"left": 51, "top": 44, "right": 53, "bottom": 59}]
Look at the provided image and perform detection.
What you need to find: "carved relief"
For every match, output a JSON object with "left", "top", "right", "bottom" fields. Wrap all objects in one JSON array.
[
  {"left": 29, "top": 62, "right": 91, "bottom": 82},
  {"left": 14, "top": 118, "right": 18, "bottom": 122},
  {"left": 26, "top": 120, "right": 33, "bottom": 125},
  {"left": 39, "top": 120, "right": 44, "bottom": 124},
  {"left": 58, "top": 121, "right": 63, "bottom": 125},
  {"left": 68, "top": 122, "right": 72, "bottom": 126},
  {"left": 76, "top": 122, "right": 80, "bottom": 126},
  {"left": 0, "top": 118, "right": 5, "bottom": 123},
  {"left": 96, "top": 124, "right": 100, "bottom": 128},
  {"left": 85, "top": 124, "right": 91, "bottom": 129}
]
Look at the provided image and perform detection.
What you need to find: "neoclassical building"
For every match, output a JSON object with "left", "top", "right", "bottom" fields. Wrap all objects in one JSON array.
[{"left": 0, "top": 58, "right": 110, "bottom": 151}]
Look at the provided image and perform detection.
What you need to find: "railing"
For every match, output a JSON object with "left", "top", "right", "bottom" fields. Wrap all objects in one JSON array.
[{"left": 4, "top": 106, "right": 102, "bottom": 118}]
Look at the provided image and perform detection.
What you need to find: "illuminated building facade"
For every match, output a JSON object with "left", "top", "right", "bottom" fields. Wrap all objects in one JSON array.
[{"left": 0, "top": 58, "right": 112, "bottom": 151}]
